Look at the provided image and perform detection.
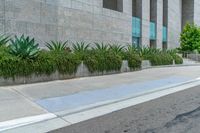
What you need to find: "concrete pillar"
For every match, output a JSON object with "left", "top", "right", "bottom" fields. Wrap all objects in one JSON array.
[
  {"left": 154, "top": 0, "right": 163, "bottom": 49},
  {"left": 193, "top": 0, "right": 200, "bottom": 26},
  {"left": 182, "top": 0, "right": 200, "bottom": 28},
  {"left": 167, "top": 0, "right": 182, "bottom": 49},
  {"left": 140, "top": 0, "right": 150, "bottom": 47},
  {"left": 182, "top": 0, "right": 194, "bottom": 30},
  {"left": 0, "top": 0, "right": 5, "bottom": 34},
  {"left": 123, "top": 0, "right": 132, "bottom": 15}
]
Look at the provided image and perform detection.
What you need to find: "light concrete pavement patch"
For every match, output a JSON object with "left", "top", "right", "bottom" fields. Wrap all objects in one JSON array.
[
  {"left": 0, "top": 88, "right": 48, "bottom": 122},
  {"left": 36, "top": 76, "right": 191, "bottom": 113}
]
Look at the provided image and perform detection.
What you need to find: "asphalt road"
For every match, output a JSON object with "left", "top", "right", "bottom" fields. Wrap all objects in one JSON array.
[
  {"left": 107, "top": 85, "right": 200, "bottom": 133},
  {"left": 52, "top": 85, "right": 200, "bottom": 133}
]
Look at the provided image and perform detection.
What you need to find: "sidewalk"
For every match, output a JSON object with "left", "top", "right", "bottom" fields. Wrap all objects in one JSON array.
[{"left": 1, "top": 65, "right": 200, "bottom": 132}]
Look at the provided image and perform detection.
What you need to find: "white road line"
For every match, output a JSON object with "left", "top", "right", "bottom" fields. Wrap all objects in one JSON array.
[{"left": 0, "top": 113, "right": 57, "bottom": 132}]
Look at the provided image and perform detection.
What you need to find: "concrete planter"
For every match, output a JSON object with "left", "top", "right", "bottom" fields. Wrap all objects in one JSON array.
[
  {"left": 141, "top": 60, "right": 151, "bottom": 69},
  {"left": 0, "top": 60, "right": 163, "bottom": 86}
]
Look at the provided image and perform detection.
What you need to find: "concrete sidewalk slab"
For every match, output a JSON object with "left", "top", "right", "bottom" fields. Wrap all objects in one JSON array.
[
  {"left": 11, "top": 66, "right": 200, "bottom": 101},
  {"left": 0, "top": 88, "right": 48, "bottom": 122},
  {"left": 36, "top": 76, "right": 191, "bottom": 113}
]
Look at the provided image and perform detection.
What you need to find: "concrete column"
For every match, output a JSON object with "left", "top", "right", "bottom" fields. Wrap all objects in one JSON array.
[
  {"left": 193, "top": 0, "right": 200, "bottom": 26},
  {"left": 140, "top": 0, "right": 150, "bottom": 47},
  {"left": 123, "top": 0, "right": 132, "bottom": 15},
  {"left": 182, "top": 0, "right": 200, "bottom": 28},
  {"left": 0, "top": 0, "right": 5, "bottom": 34},
  {"left": 167, "top": 0, "right": 182, "bottom": 49},
  {"left": 156, "top": 0, "right": 163, "bottom": 49},
  {"left": 182, "top": 0, "right": 194, "bottom": 30}
]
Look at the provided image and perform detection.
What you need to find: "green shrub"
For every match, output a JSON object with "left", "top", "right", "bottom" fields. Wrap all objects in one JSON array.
[
  {"left": 0, "top": 54, "right": 35, "bottom": 78},
  {"left": 0, "top": 49, "right": 81, "bottom": 78},
  {"left": 143, "top": 53, "right": 173, "bottom": 66},
  {"left": 125, "top": 53, "right": 142, "bottom": 70},
  {"left": 46, "top": 41, "right": 71, "bottom": 52},
  {"left": 72, "top": 42, "right": 90, "bottom": 60},
  {"left": 84, "top": 51, "right": 122, "bottom": 73},
  {"left": 139, "top": 47, "right": 162, "bottom": 57},
  {"left": 50, "top": 51, "right": 81, "bottom": 74},
  {"left": 109, "top": 44, "right": 125, "bottom": 58},
  {"left": 165, "top": 49, "right": 183, "bottom": 64},
  {"left": 93, "top": 42, "right": 109, "bottom": 52},
  {"left": 34, "top": 51, "right": 57, "bottom": 75},
  {"left": 180, "top": 23, "right": 200, "bottom": 52},
  {"left": 172, "top": 54, "right": 183, "bottom": 64},
  {"left": 9, "top": 35, "right": 40, "bottom": 59}
]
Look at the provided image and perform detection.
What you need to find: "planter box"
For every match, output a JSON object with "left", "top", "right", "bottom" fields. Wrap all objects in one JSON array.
[
  {"left": 0, "top": 59, "right": 182, "bottom": 86},
  {"left": 0, "top": 60, "right": 137, "bottom": 86}
]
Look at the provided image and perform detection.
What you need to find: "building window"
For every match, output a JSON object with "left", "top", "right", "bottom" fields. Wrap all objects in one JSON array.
[{"left": 103, "top": 0, "right": 123, "bottom": 12}]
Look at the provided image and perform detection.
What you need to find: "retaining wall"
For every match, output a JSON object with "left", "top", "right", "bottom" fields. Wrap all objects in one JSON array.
[{"left": 0, "top": 60, "right": 151, "bottom": 86}]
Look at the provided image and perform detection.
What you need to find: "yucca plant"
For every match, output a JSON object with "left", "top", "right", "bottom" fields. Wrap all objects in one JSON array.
[
  {"left": 93, "top": 42, "right": 109, "bottom": 52},
  {"left": 126, "top": 45, "right": 138, "bottom": 54},
  {"left": 109, "top": 44, "right": 125, "bottom": 54},
  {"left": 72, "top": 41, "right": 90, "bottom": 53},
  {"left": 0, "top": 35, "right": 10, "bottom": 46},
  {"left": 9, "top": 35, "right": 40, "bottom": 59},
  {"left": 139, "top": 47, "right": 162, "bottom": 57},
  {"left": 165, "top": 49, "right": 177, "bottom": 55},
  {"left": 46, "top": 41, "right": 70, "bottom": 52}
]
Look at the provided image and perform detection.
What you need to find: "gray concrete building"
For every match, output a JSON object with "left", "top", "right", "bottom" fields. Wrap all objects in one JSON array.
[{"left": 0, "top": 0, "right": 200, "bottom": 49}]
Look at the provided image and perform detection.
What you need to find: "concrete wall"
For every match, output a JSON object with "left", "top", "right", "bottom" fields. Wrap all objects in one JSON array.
[
  {"left": 193, "top": 0, "right": 200, "bottom": 26},
  {"left": 0, "top": 0, "right": 132, "bottom": 47},
  {"left": 0, "top": 0, "right": 198, "bottom": 49},
  {"left": 182, "top": 0, "right": 194, "bottom": 29},
  {"left": 182, "top": 0, "right": 200, "bottom": 29},
  {"left": 139, "top": 0, "right": 150, "bottom": 47},
  {"left": 167, "top": 0, "right": 182, "bottom": 49},
  {"left": 150, "top": 0, "right": 163, "bottom": 49}
]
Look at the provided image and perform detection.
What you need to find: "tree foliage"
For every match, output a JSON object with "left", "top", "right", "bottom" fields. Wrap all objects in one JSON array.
[{"left": 180, "top": 23, "right": 200, "bottom": 52}]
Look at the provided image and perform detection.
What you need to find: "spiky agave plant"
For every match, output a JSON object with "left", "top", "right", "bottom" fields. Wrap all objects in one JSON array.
[
  {"left": 9, "top": 35, "right": 40, "bottom": 59},
  {"left": 0, "top": 35, "right": 10, "bottom": 46},
  {"left": 93, "top": 42, "right": 109, "bottom": 52},
  {"left": 139, "top": 47, "right": 162, "bottom": 57},
  {"left": 72, "top": 41, "right": 90, "bottom": 53},
  {"left": 46, "top": 41, "right": 70, "bottom": 52},
  {"left": 126, "top": 45, "right": 138, "bottom": 54},
  {"left": 109, "top": 44, "right": 125, "bottom": 54}
]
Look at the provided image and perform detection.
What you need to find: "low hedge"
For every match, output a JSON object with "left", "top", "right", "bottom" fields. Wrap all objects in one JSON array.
[
  {"left": 0, "top": 44, "right": 184, "bottom": 79},
  {"left": 124, "top": 53, "right": 142, "bottom": 70},
  {"left": 143, "top": 53, "right": 174, "bottom": 66},
  {"left": 84, "top": 51, "right": 122, "bottom": 73},
  {"left": 0, "top": 49, "right": 81, "bottom": 78},
  {"left": 171, "top": 54, "right": 183, "bottom": 64}
]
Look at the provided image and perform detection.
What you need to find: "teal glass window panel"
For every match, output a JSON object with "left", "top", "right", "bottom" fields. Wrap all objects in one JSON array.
[
  {"left": 163, "top": 26, "right": 167, "bottom": 42},
  {"left": 132, "top": 17, "right": 141, "bottom": 37},
  {"left": 150, "top": 22, "right": 156, "bottom": 40}
]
